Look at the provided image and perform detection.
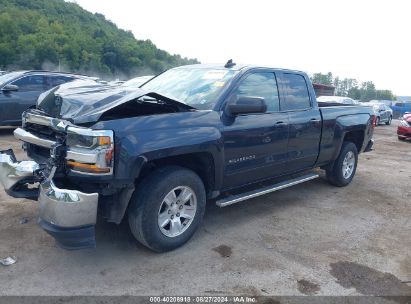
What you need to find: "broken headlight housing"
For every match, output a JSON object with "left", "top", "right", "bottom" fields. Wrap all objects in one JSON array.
[{"left": 65, "top": 128, "right": 114, "bottom": 175}]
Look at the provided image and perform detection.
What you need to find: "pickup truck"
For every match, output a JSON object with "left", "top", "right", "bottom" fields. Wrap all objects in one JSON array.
[{"left": 0, "top": 62, "right": 375, "bottom": 252}]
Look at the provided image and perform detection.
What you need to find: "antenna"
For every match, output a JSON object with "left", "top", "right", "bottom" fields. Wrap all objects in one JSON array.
[{"left": 224, "top": 59, "right": 236, "bottom": 68}]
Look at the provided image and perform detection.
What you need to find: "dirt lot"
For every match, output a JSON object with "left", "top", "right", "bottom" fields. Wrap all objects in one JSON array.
[{"left": 0, "top": 123, "right": 410, "bottom": 297}]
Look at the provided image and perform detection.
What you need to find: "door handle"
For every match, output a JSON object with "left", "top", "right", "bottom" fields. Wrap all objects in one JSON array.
[
  {"left": 310, "top": 118, "right": 320, "bottom": 122},
  {"left": 275, "top": 121, "right": 286, "bottom": 125}
]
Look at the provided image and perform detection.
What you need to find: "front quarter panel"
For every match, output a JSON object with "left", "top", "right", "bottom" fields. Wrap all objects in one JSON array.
[{"left": 92, "top": 111, "right": 224, "bottom": 185}]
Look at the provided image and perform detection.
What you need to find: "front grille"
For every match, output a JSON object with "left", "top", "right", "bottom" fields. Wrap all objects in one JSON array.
[
  {"left": 23, "top": 123, "right": 65, "bottom": 164},
  {"left": 24, "top": 123, "right": 60, "bottom": 141}
]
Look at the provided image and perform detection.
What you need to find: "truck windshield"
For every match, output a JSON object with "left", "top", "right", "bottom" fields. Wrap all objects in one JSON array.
[{"left": 141, "top": 67, "right": 238, "bottom": 110}]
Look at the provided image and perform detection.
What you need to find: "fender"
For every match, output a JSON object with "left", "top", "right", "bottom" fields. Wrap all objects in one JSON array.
[{"left": 331, "top": 114, "right": 371, "bottom": 161}]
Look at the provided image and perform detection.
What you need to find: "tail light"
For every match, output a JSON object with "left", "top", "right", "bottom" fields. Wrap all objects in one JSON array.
[{"left": 371, "top": 115, "right": 377, "bottom": 127}]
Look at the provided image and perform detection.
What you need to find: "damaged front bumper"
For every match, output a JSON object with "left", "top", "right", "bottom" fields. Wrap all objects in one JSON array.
[
  {"left": 0, "top": 150, "right": 40, "bottom": 199},
  {"left": 0, "top": 149, "right": 99, "bottom": 250}
]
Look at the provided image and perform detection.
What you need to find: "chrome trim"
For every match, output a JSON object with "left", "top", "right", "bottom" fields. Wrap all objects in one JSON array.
[
  {"left": 66, "top": 126, "right": 113, "bottom": 138},
  {"left": 39, "top": 179, "right": 99, "bottom": 227},
  {"left": 66, "top": 148, "right": 98, "bottom": 164},
  {"left": 14, "top": 128, "right": 56, "bottom": 148},
  {"left": 23, "top": 112, "right": 73, "bottom": 132},
  {"left": 0, "top": 153, "right": 39, "bottom": 191},
  {"left": 216, "top": 173, "right": 319, "bottom": 207}
]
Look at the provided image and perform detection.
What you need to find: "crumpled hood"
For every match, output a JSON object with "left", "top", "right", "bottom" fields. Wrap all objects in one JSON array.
[{"left": 37, "top": 79, "right": 193, "bottom": 124}]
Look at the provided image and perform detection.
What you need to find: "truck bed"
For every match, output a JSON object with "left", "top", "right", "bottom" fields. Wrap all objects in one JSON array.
[{"left": 316, "top": 105, "right": 374, "bottom": 166}]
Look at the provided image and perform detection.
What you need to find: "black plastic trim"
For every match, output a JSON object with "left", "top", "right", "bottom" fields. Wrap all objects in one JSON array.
[{"left": 38, "top": 219, "right": 96, "bottom": 250}]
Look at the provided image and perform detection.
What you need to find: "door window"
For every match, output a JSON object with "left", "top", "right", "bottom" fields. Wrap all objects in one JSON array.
[
  {"left": 281, "top": 74, "right": 311, "bottom": 111},
  {"left": 46, "top": 75, "right": 75, "bottom": 88},
  {"left": 11, "top": 75, "right": 45, "bottom": 91},
  {"left": 232, "top": 72, "right": 280, "bottom": 112}
]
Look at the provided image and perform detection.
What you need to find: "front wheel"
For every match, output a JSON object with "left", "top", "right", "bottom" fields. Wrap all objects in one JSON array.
[
  {"left": 326, "top": 142, "right": 358, "bottom": 187},
  {"left": 128, "top": 166, "right": 206, "bottom": 252},
  {"left": 385, "top": 116, "right": 392, "bottom": 125}
]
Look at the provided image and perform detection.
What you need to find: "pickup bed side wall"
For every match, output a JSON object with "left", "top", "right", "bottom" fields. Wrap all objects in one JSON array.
[{"left": 317, "top": 107, "right": 373, "bottom": 166}]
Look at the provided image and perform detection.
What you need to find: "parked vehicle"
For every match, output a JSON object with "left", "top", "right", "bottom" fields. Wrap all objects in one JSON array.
[
  {"left": 397, "top": 112, "right": 411, "bottom": 140},
  {"left": 0, "top": 63, "right": 375, "bottom": 252},
  {"left": 391, "top": 101, "right": 411, "bottom": 118},
  {"left": 317, "top": 96, "right": 359, "bottom": 105},
  {"left": 0, "top": 71, "right": 92, "bottom": 126},
  {"left": 369, "top": 99, "right": 394, "bottom": 107},
  {"left": 122, "top": 75, "right": 154, "bottom": 88},
  {"left": 369, "top": 103, "right": 393, "bottom": 125}
]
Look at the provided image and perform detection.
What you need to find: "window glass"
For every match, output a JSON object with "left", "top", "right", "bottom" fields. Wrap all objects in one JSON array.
[
  {"left": 12, "top": 75, "right": 45, "bottom": 91},
  {"left": 232, "top": 72, "right": 279, "bottom": 112},
  {"left": 281, "top": 74, "right": 311, "bottom": 110},
  {"left": 46, "top": 76, "right": 74, "bottom": 88},
  {"left": 142, "top": 67, "right": 238, "bottom": 110}
]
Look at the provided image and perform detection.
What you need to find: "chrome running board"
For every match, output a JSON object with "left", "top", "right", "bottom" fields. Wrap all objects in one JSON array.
[{"left": 216, "top": 172, "right": 319, "bottom": 207}]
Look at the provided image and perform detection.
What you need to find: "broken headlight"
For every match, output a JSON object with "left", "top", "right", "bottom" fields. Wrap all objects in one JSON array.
[{"left": 65, "top": 128, "right": 114, "bottom": 175}]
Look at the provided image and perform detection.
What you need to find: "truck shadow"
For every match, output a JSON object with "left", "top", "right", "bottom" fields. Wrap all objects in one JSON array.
[
  {"left": 93, "top": 179, "right": 327, "bottom": 254},
  {"left": 0, "top": 127, "right": 15, "bottom": 135}
]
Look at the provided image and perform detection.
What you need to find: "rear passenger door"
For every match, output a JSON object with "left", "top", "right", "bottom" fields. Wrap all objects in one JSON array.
[{"left": 278, "top": 72, "right": 322, "bottom": 172}]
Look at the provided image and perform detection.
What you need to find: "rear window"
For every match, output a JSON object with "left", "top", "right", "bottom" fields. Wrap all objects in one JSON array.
[{"left": 281, "top": 74, "right": 311, "bottom": 111}]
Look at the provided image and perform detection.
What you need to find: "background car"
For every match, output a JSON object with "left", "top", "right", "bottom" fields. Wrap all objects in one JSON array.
[
  {"left": 391, "top": 101, "right": 411, "bottom": 118},
  {"left": 369, "top": 102, "right": 393, "bottom": 125},
  {"left": 122, "top": 75, "right": 154, "bottom": 88},
  {"left": 317, "top": 96, "right": 359, "bottom": 105},
  {"left": 0, "top": 71, "right": 91, "bottom": 126},
  {"left": 397, "top": 112, "right": 411, "bottom": 140}
]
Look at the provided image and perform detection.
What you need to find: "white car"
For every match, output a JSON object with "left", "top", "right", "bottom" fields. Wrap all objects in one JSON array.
[
  {"left": 317, "top": 96, "right": 359, "bottom": 105},
  {"left": 122, "top": 75, "right": 154, "bottom": 88}
]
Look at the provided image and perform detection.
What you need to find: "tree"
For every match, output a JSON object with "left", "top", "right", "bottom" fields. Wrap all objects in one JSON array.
[
  {"left": 311, "top": 72, "right": 333, "bottom": 85},
  {"left": 0, "top": 0, "right": 199, "bottom": 77}
]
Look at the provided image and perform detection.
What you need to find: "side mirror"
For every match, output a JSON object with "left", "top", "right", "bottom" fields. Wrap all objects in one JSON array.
[
  {"left": 2, "top": 84, "right": 19, "bottom": 92},
  {"left": 226, "top": 96, "right": 267, "bottom": 116}
]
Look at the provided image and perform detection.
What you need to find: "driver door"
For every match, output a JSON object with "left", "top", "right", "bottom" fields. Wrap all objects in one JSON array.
[{"left": 221, "top": 71, "right": 289, "bottom": 190}]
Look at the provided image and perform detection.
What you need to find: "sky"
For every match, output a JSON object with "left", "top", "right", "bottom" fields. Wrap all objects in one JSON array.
[{"left": 74, "top": 0, "right": 410, "bottom": 95}]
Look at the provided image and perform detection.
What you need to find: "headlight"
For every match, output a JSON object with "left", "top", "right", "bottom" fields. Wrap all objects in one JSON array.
[{"left": 66, "top": 128, "right": 114, "bottom": 175}]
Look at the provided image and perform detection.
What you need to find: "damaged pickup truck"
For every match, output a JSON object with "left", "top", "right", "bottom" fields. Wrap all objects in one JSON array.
[{"left": 0, "top": 63, "right": 375, "bottom": 252}]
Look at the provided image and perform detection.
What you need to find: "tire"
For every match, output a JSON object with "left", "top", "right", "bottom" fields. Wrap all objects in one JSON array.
[
  {"left": 385, "top": 116, "right": 392, "bottom": 125},
  {"left": 128, "top": 166, "right": 206, "bottom": 252},
  {"left": 326, "top": 142, "right": 358, "bottom": 187},
  {"left": 398, "top": 136, "right": 404, "bottom": 141},
  {"left": 375, "top": 117, "right": 380, "bottom": 126}
]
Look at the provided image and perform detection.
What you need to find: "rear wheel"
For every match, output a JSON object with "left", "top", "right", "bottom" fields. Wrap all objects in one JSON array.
[
  {"left": 326, "top": 142, "right": 358, "bottom": 187},
  {"left": 128, "top": 166, "right": 206, "bottom": 252},
  {"left": 385, "top": 116, "right": 392, "bottom": 125}
]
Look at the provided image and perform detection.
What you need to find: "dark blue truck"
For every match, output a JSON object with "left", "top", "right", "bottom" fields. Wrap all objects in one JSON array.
[{"left": 0, "top": 62, "right": 375, "bottom": 252}]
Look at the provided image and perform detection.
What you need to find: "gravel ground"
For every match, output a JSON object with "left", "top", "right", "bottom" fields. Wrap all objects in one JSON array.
[{"left": 0, "top": 122, "right": 410, "bottom": 297}]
